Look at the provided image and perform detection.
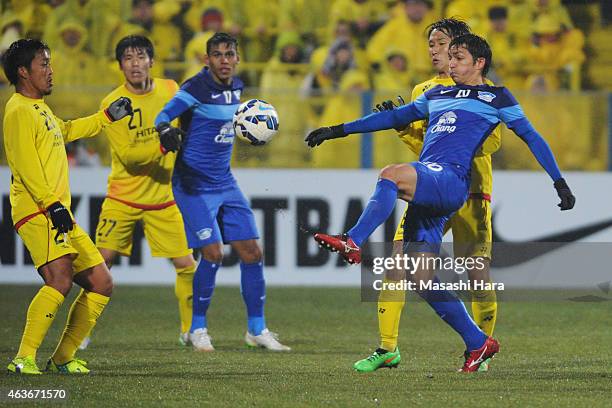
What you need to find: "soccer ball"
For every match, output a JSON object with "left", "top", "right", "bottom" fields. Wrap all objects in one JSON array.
[{"left": 233, "top": 99, "right": 279, "bottom": 145}]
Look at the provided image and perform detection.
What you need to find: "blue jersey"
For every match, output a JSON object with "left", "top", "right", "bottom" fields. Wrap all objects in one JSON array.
[
  {"left": 156, "top": 68, "right": 243, "bottom": 192},
  {"left": 344, "top": 84, "right": 562, "bottom": 181}
]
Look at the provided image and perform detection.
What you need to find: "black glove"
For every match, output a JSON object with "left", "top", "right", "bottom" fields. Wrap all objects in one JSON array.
[
  {"left": 105, "top": 97, "right": 133, "bottom": 121},
  {"left": 47, "top": 202, "right": 73, "bottom": 233},
  {"left": 373, "top": 95, "right": 405, "bottom": 113},
  {"left": 156, "top": 122, "right": 185, "bottom": 153},
  {"left": 305, "top": 125, "right": 346, "bottom": 147},
  {"left": 554, "top": 178, "right": 575, "bottom": 210}
]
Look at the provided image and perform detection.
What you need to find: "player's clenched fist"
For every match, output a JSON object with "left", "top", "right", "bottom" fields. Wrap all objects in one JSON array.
[
  {"left": 156, "top": 122, "right": 185, "bottom": 153},
  {"left": 553, "top": 178, "right": 576, "bottom": 211},
  {"left": 105, "top": 96, "right": 133, "bottom": 121},
  {"left": 305, "top": 125, "right": 346, "bottom": 147},
  {"left": 46, "top": 201, "right": 73, "bottom": 233}
]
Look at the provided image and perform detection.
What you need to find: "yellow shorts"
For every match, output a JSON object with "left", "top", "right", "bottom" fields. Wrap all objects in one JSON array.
[
  {"left": 17, "top": 213, "right": 104, "bottom": 272},
  {"left": 95, "top": 198, "right": 191, "bottom": 258},
  {"left": 394, "top": 198, "right": 492, "bottom": 258}
]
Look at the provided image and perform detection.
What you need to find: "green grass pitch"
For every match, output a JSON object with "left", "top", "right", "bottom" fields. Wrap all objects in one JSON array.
[{"left": 1, "top": 285, "right": 611, "bottom": 407}]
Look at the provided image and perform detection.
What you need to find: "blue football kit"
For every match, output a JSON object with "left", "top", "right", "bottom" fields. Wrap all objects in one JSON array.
[
  {"left": 344, "top": 84, "right": 562, "bottom": 252},
  {"left": 331, "top": 83, "right": 565, "bottom": 353},
  {"left": 156, "top": 68, "right": 265, "bottom": 336}
]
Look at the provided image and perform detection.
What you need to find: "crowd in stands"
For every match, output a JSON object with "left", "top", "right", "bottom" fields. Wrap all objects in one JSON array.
[
  {"left": 0, "top": 0, "right": 607, "bottom": 169},
  {"left": 0, "top": 0, "right": 595, "bottom": 92}
]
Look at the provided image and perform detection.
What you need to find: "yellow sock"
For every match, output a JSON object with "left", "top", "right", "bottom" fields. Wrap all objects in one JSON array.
[
  {"left": 378, "top": 281, "right": 406, "bottom": 351},
  {"left": 175, "top": 265, "right": 195, "bottom": 334},
  {"left": 471, "top": 289, "right": 498, "bottom": 336},
  {"left": 17, "top": 285, "right": 65, "bottom": 358},
  {"left": 52, "top": 290, "right": 109, "bottom": 365}
]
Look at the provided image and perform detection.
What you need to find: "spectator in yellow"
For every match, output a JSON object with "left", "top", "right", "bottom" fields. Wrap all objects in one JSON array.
[
  {"left": 483, "top": 6, "right": 528, "bottom": 89},
  {"left": 310, "top": 20, "right": 369, "bottom": 77},
  {"left": 51, "top": 18, "right": 112, "bottom": 87},
  {"left": 184, "top": 0, "right": 242, "bottom": 38},
  {"left": 258, "top": 32, "right": 310, "bottom": 167},
  {"left": 366, "top": 0, "right": 436, "bottom": 82},
  {"left": 311, "top": 70, "right": 369, "bottom": 168},
  {"left": 182, "top": 8, "right": 225, "bottom": 82},
  {"left": 0, "top": 11, "right": 24, "bottom": 54},
  {"left": 373, "top": 49, "right": 414, "bottom": 91},
  {"left": 277, "top": 0, "right": 330, "bottom": 46},
  {"left": 329, "top": 0, "right": 389, "bottom": 48},
  {"left": 525, "top": 14, "right": 585, "bottom": 91},
  {"left": 240, "top": 0, "right": 279, "bottom": 64},
  {"left": 530, "top": 0, "right": 574, "bottom": 30},
  {"left": 43, "top": 0, "right": 91, "bottom": 52}
]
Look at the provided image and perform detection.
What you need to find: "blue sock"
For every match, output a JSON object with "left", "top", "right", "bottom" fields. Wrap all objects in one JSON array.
[
  {"left": 419, "top": 277, "right": 487, "bottom": 351},
  {"left": 240, "top": 261, "right": 266, "bottom": 335},
  {"left": 190, "top": 258, "right": 220, "bottom": 333},
  {"left": 348, "top": 178, "right": 398, "bottom": 246}
]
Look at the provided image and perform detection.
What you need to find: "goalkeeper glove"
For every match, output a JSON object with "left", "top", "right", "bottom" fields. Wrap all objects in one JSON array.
[
  {"left": 157, "top": 122, "right": 185, "bottom": 153},
  {"left": 305, "top": 125, "right": 346, "bottom": 147},
  {"left": 553, "top": 178, "right": 575, "bottom": 210},
  {"left": 104, "top": 97, "right": 133, "bottom": 121},
  {"left": 46, "top": 202, "right": 73, "bottom": 233}
]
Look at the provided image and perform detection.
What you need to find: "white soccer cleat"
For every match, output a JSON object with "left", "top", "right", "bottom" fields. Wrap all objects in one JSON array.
[
  {"left": 78, "top": 336, "right": 91, "bottom": 350},
  {"left": 189, "top": 328, "right": 214, "bottom": 352},
  {"left": 245, "top": 329, "right": 291, "bottom": 351},
  {"left": 178, "top": 332, "right": 190, "bottom": 346}
]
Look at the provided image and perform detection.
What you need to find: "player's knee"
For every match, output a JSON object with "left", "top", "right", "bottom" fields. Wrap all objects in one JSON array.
[
  {"left": 172, "top": 255, "right": 196, "bottom": 271},
  {"left": 47, "top": 277, "right": 73, "bottom": 297},
  {"left": 98, "top": 274, "right": 114, "bottom": 297},
  {"left": 239, "top": 244, "right": 262, "bottom": 264},
  {"left": 201, "top": 247, "right": 223, "bottom": 265}
]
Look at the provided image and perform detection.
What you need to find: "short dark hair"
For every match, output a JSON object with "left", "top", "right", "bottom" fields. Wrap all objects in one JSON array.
[
  {"left": 450, "top": 33, "right": 492, "bottom": 76},
  {"left": 488, "top": 6, "right": 508, "bottom": 20},
  {"left": 426, "top": 18, "right": 471, "bottom": 40},
  {"left": 2, "top": 38, "right": 49, "bottom": 86},
  {"left": 115, "top": 35, "right": 154, "bottom": 63},
  {"left": 206, "top": 32, "right": 238, "bottom": 55}
]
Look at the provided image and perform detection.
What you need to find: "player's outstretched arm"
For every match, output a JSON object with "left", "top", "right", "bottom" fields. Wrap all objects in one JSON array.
[
  {"left": 305, "top": 101, "right": 426, "bottom": 148},
  {"left": 60, "top": 97, "right": 134, "bottom": 143},
  {"left": 502, "top": 113, "right": 575, "bottom": 210}
]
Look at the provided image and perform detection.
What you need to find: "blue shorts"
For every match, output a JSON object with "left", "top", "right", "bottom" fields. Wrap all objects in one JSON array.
[
  {"left": 173, "top": 183, "right": 259, "bottom": 249},
  {"left": 403, "top": 161, "right": 469, "bottom": 253}
]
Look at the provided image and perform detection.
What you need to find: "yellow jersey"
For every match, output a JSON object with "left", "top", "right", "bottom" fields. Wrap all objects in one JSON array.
[
  {"left": 398, "top": 76, "right": 501, "bottom": 196},
  {"left": 3, "top": 93, "right": 112, "bottom": 226},
  {"left": 100, "top": 78, "right": 179, "bottom": 208}
]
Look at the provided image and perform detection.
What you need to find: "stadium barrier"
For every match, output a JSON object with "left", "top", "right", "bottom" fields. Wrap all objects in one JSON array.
[{"left": 1, "top": 168, "right": 610, "bottom": 291}]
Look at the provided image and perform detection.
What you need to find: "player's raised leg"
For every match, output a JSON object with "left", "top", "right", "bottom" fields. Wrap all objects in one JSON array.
[{"left": 315, "top": 163, "right": 417, "bottom": 264}]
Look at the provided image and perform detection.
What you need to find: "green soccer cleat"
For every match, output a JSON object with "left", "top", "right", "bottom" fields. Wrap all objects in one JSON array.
[
  {"left": 7, "top": 356, "right": 42, "bottom": 375},
  {"left": 45, "top": 358, "right": 89, "bottom": 374},
  {"left": 478, "top": 358, "right": 491, "bottom": 372},
  {"left": 353, "top": 347, "right": 401, "bottom": 372}
]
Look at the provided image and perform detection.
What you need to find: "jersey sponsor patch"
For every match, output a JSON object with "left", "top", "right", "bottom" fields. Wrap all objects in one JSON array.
[
  {"left": 431, "top": 111, "right": 457, "bottom": 133},
  {"left": 477, "top": 91, "right": 496, "bottom": 103},
  {"left": 196, "top": 228, "right": 213, "bottom": 240},
  {"left": 214, "top": 121, "right": 235, "bottom": 144}
]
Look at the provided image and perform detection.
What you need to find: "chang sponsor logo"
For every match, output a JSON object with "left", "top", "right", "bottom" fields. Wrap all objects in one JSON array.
[
  {"left": 214, "top": 121, "right": 235, "bottom": 144},
  {"left": 430, "top": 111, "right": 457, "bottom": 133}
]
